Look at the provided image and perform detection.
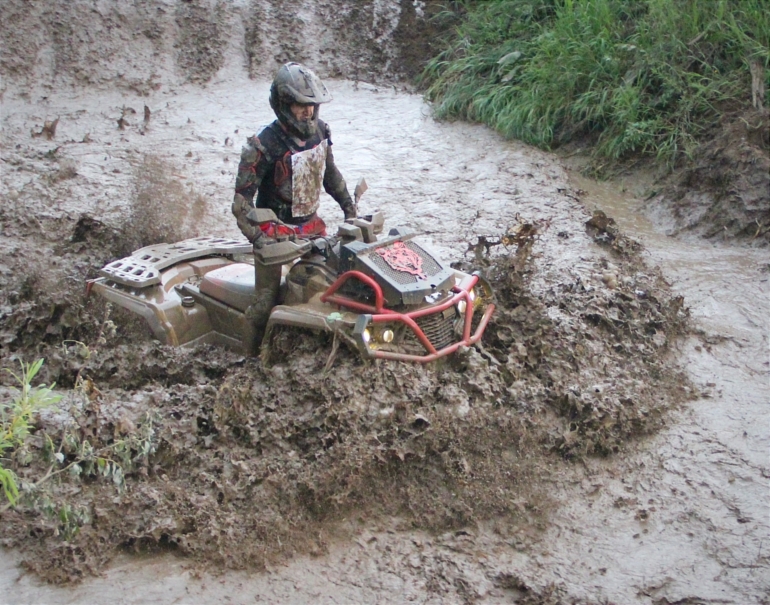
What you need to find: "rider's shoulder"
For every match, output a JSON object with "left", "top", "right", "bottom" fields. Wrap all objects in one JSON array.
[
  {"left": 317, "top": 119, "right": 331, "bottom": 141},
  {"left": 250, "top": 122, "right": 285, "bottom": 157}
]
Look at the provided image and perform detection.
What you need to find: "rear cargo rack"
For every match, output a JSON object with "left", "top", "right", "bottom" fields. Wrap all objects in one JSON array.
[{"left": 99, "top": 236, "right": 252, "bottom": 288}]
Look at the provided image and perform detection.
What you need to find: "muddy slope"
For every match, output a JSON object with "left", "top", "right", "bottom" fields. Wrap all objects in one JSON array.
[
  {"left": 0, "top": 0, "right": 445, "bottom": 90},
  {"left": 656, "top": 108, "right": 770, "bottom": 243}
]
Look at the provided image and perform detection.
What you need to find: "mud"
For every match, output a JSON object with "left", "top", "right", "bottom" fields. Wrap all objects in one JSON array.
[
  {"left": 0, "top": 2, "right": 767, "bottom": 604},
  {"left": 656, "top": 109, "right": 770, "bottom": 244}
]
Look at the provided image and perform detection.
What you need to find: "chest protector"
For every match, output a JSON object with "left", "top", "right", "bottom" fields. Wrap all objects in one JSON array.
[{"left": 290, "top": 139, "right": 328, "bottom": 218}]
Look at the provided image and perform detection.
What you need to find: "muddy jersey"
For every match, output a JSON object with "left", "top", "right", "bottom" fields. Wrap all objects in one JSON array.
[{"left": 233, "top": 119, "right": 354, "bottom": 227}]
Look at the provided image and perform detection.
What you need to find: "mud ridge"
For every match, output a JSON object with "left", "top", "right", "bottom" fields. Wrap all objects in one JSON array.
[{"left": 0, "top": 208, "right": 690, "bottom": 583}]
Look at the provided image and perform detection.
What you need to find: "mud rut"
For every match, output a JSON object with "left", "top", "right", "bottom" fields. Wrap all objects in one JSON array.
[{"left": 1, "top": 5, "right": 768, "bottom": 605}]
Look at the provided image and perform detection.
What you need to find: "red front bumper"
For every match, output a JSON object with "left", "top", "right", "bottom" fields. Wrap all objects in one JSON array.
[{"left": 321, "top": 271, "right": 495, "bottom": 363}]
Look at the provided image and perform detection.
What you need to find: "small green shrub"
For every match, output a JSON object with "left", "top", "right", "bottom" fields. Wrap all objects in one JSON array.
[{"left": 1, "top": 359, "right": 62, "bottom": 504}]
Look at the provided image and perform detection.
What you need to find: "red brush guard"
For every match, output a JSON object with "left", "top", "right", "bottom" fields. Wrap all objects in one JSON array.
[{"left": 320, "top": 270, "right": 495, "bottom": 363}]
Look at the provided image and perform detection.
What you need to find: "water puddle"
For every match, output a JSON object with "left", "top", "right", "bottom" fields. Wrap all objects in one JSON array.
[{"left": 554, "top": 169, "right": 770, "bottom": 603}]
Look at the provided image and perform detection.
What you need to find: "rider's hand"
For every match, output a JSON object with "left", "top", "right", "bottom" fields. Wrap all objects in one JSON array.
[{"left": 252, "top": 231, "right": 266, "bottom": 250}]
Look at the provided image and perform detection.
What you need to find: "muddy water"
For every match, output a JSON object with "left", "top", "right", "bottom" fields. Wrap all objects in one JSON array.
[
  {"left": 544, "top": 173, "right": 770, "bottom": 602},
  {"left": 1, "top": 75, "right": 768, "bottom": 603}
]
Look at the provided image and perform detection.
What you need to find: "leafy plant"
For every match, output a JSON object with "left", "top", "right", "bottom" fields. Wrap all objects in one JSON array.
[
  {"left": 1, "top": 359, "right": 62, "bottom": 504},
  {"left": 423, "top": 0, "right": 770, "bottom": 166},
  {"left": 1, "top": 356, "right": 160, "bottom": 518},
  {"left": 53, "top": 410, "right": 157, "bottom": 491},
  {"left": 40, "top": 498, "right": 91, "bottom": 541}
]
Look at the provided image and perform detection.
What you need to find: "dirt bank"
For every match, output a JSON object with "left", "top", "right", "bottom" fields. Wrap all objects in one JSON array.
[
  {"left": 654, "top": 108, "right": 770, "bottom": 244},
  {"left": 0, "top": 0, "right": 445, "bottom": 90}
]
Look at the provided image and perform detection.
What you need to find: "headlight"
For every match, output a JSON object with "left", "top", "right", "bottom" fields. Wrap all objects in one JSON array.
[
  {"left": 457, "top": 299, "right": 467, "bottom": 314},
  {"left": 362, "top": 328, "right": 371, "bottom": 344},
  {"left": 469, "top": 289, "right": 476, "bottom": 302},
  {"left": 382, "top": 329, "right": 395, "bottom": 343}
]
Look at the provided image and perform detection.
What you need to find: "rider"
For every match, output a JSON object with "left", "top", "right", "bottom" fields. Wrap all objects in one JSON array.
[{"left": 232, "top": 62, "right": 356, "bottom": 350}]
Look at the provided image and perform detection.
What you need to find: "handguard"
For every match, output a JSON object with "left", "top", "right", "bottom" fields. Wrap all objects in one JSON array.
[
  {"left": 254, "top": 238, "right": 313, "bottom": 266},
  {"left": 246, "top": 206, "right": 314, "bottom": 265}
]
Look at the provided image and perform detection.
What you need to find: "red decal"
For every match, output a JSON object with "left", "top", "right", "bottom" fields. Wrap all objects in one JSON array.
[
  {"left": 274, "top": 151, "right": 291, "bottom": 186},
  {"left": 376, "top": 241, "right": 426, "bottom": 280},
  {"left": 260, "top": 215, "right": 327, "bottom": 237}
]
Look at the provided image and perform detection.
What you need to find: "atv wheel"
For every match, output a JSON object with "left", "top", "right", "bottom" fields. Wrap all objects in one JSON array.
[{"left": 260, "top": 324, "right": 333, "bottom": 367}]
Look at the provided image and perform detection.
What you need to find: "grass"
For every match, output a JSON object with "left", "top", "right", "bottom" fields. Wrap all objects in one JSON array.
[
  {"left": 1, "top": 359, "right": 62, "bottom": 504},
  {"left": 1, "top": 354, "right": 157, "bottom": 510},
  {"left": 423, "top": 0, "right": 769, "bottom": 166}
]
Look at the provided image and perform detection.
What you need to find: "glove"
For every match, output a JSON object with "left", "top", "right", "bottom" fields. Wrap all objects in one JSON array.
[
  {"left": 338, "top": 191, "right": 357, "bottom": 220},
  {"left": 252, "top": 230, "right": 266, "bottom": 250},
  {"left": 233, "top": 193, "right": 262, "bottom": 243},
  {"left": 343, "top": 204, "right": 357, "bottom": 221}
]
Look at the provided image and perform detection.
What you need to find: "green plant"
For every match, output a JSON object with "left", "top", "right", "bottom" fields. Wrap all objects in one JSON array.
[
  {"left": 53, "top": 410, "right": 157, "bottom": 491},
  {"left": 1, "top": 359, "right": 62, "bottom": 505},
  {"left": 40, "top": 498, "right": 91, "bottom": 541},
  {"left": 423, "top": 0, "right": 770, "bottom": 167}
]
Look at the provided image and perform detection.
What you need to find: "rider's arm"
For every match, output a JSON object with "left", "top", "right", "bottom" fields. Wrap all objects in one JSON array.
[
  {"left": 235, "top": 135, "right": 272, "bottom": 203},
  {"left": 321, "top": 124, "right": 356, "bottom": 220},
  {"left": 233, "top": 135, "right": 272, "bottom": 242}
]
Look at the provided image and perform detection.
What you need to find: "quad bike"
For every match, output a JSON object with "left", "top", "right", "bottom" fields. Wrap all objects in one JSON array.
[{"left": 88, "top": 188, "right": 495, "bottom": 363}]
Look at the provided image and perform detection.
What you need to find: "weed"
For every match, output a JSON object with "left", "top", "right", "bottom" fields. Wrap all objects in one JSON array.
[
  {"left": 1, "top": 354, "right": 157, "bottom": 512},
  {"left": 40, "top": 499, "right": 91, "bottom": 541},
  {"left": 1, "top": 359, "right": 62, "bottom": 504}
]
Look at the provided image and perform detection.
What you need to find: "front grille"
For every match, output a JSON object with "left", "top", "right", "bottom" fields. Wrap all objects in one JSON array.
[
  {"left": 368, "top": 241, "right": 443, "bottom": 285},
  {"left": 414, "top": 311, "right": 455, "bottom": 350}
]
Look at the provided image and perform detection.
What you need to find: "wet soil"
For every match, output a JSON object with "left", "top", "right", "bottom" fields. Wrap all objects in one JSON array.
[
  {"left": 655, "top": 109, "right": 770, "bottom": 244},
  {"left": 1, "top": 2, "right": 768, "bottom": 604}
]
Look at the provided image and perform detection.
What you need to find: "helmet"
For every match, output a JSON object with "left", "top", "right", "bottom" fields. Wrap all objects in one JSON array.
[{"left": 269, "top": 62, "right": 332, "bottom": 139}]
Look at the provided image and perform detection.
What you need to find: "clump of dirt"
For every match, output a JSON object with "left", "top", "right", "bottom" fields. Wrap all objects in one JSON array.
[
  {"left": 659, "top": 108, "right": 770, "bottom": 243},
  {"left": 0, "top": 203, "right": 108, "bottom": 359},
  {"left": 584, "top": 209, "right": 644, "bottom": 256},
  {"left": 0, "top": 219, "right": 691, "bottom": 582},
  {"left": 473, "top": 226, "right": 690, "bottom": 457}
]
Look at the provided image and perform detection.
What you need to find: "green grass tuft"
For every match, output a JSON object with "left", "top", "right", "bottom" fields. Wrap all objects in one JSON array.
[
  {"left": 423, "top": 0, "right": 769, "bottom": 165},
  {"left": 1, "top": 359, "right": 62, "bottom": 505}
]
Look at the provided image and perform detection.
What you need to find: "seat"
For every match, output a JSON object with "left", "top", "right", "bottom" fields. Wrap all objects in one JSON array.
[{"left": 199, "top": 263, "right": 255, "bottom": 312}]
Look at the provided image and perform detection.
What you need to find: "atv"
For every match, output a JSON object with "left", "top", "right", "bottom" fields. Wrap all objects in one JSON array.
[{"left": 88, "top": 201, "right": 495, "bottom": 363}]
